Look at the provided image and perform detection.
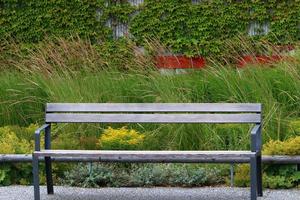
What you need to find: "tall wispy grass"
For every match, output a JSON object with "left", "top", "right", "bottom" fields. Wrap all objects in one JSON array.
[{"left": 0, "top": 36, "right": 299, "bottom": 151}]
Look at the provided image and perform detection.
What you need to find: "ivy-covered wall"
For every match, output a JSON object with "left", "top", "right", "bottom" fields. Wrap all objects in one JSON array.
[
  {"left": 130, "top": 0, "right": 300, "bottom": 56},
  {"left": 0, "top": 0, "right": 133, "bottom": 42},
  {"left": 0, "top": 0, "right": 299, "bottom": 56}
]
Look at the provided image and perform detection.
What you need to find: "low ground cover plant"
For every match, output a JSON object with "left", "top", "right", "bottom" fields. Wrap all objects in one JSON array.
[{"left": 62, "top": 163, "right": 225, "bottom": 188}]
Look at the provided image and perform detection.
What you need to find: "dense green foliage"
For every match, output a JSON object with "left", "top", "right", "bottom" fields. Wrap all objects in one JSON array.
[
  {"left": 1, "top": 1, "right": 299, "bottom": 55},
  {"left": 0, "top": 0, "right": 135, "bottom": 42},
  {"left": 131, "top": 0, "right": 300, "bottom": 56}
]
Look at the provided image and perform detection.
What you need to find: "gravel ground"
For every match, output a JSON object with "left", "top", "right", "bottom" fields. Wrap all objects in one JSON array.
[{"left": 1, "top": 186, "right": 300, "bottom": 200}]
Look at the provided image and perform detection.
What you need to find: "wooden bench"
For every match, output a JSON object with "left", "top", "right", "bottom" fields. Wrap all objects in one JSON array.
[{"left": 33, "top": 103, "right": 263, "bottom": 200}]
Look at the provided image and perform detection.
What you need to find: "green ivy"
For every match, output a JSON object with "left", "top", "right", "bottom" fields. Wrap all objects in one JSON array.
[
  {"left": 0, "top": 0, "right": 135, "bottom": 42},
  {"left": 0, "top": 1, "right": 299, "bottom": 56},
  {"left": 130, "top": 0, "right": 300, "bottom": 56}
]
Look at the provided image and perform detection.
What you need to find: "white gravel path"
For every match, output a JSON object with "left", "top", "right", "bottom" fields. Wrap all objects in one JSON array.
[{"left": 0, "top": 186, "right": 300, "bottom": 200}]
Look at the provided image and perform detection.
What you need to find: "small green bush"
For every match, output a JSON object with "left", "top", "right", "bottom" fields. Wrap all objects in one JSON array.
[
  {"left": 264, "top": 175, "right": 294, "bottom": 189},
  {"left": 235, "top": 134, "right": 300, "bottom": 188},
  {"left": 263, "top": 165, "right": 300, "bottom": 189},
  {"left": 234, "top": 165, "right": 250, "bottom": 187}
]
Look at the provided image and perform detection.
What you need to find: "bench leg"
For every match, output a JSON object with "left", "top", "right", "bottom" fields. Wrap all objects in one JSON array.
[
  {"left": 250, "top": 155, "right": 257, "bottom": 200},
  {"left": 257, "top": 155, "right": 263, "bottom": 197},
  {"left": 33, "top": 154, "right": 40, "bottom": 200},
  {"left": 45, "top": 124, "right": 54, "bottom": 195},
  {"left": 45, "top": 156, "right": 54, "bottom": 194}
]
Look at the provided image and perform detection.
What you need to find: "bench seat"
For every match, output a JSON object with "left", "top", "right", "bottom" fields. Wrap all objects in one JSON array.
[{"left": 34, "top": 150, "right": 257, "bottom": 163}]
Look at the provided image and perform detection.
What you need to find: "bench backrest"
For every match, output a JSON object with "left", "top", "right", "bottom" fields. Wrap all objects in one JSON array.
[{"left": 45, "top": 103, "right": 261, "bottom": 124}]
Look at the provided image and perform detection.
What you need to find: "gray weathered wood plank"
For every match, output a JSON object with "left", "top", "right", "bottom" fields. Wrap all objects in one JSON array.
[
  {"left": 35, "top": 150, "right": 255, "bottom": 155},
  {"left": 2, "top": 154, "right": 300, "bottom": 164},
  {"left": 34, "top": 150, "right": 256, "bottom": 163},
  {"left": 45, "top": 113, "right": 261, "bottom": 123},
  {"left": 47, "top": 103, "right": 261, "bottom": 113}
]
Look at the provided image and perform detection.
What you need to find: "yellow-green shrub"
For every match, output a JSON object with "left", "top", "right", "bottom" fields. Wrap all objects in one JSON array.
[
  {"left": 0, "top": 124, "right": 38, "bottom": 185},
  {"left": 98, "top": 127, "right": 145, "bottom": 150},
  {"left": 0, "top": 126, "right": 34, "bottom": 154},
  {"left": 263, "top": 136, "right": 300, "bottom": 156}
]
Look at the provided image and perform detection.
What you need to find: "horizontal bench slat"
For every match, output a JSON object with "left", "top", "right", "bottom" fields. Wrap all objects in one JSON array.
[
  {"left": 34, "top": 150, "right": 256, "bottom": 163},
  {"left": 45, "top": 113, "right": 261, "bottom": 123},
  {"left": 47, "top": 103, "right": 261, "bottom": 113}
]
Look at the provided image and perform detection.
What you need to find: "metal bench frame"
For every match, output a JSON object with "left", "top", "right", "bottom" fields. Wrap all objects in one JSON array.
[{"left": 33, "top": 103, "right": 263, "bottom": 200}]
